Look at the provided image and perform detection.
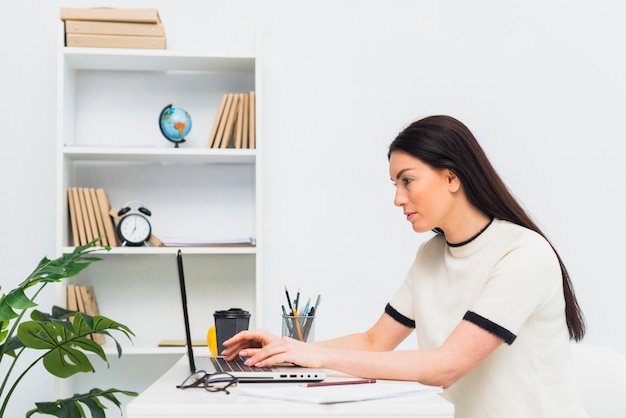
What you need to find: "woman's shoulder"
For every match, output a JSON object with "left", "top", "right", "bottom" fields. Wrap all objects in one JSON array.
[{"left": 492, "top": 219, "right": 555, "bottom": 257}]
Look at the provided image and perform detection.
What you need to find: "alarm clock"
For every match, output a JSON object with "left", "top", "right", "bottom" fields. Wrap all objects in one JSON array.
[{"left": 116, "top": 201, "right": 152, "bottom": 246}]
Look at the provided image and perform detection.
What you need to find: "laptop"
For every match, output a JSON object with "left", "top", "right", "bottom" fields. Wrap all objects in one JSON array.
[{"left": 176, "top": 249, "right": 326, "bottom": 382}]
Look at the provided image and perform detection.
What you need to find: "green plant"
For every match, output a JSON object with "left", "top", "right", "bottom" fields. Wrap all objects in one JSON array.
[{"left": 0, "top": 241, "right": 138, "bottom": 417}]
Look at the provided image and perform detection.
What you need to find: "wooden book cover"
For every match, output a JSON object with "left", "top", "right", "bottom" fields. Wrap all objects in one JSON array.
[
  {"left": 64, "top": 20, "right": 165, "bottom": 37},
  {"left": 234, "top": 93, "right": 245, "bottom": 149},
  {"left": 158, "top": 339, "right": 205, "bottom": 347},
  {"left": 67, "top": 188, "right": 80, "bottom": 247},
  {"left": 207, "top": 94, "right": 229, "bottom": 148},
  {"left": 77, "top": 188, "right": 94, "bottom": 243},
  {"left": 66, "top": 284, "right": 78, "bottom": 318},
  {"left": 60, "top": 8, "right": 161, "bottom": 23},
  {"left": 241, "top": 92, "right": 250, "bottom": 149},
  {"left": 80, "top": 285, "right": 105, "bottom": 345},
  {"left": 148, "top": 234, "right": 165, "bottom": 247},
  {"left": 71, "top": 187, "right": 88, "bottom": 246},
  {"left": 89, "top": 188, "right": 108, "bottom": 247},
  {"left": 66, "top": 33, "right": 166, "bottom": 50},
  {"left": 212, "top": 93, "right": 234, "bottom": 148},
  {"left": 248, "top": 91, "right": 256, "bottom": 149},
  {"left": 219, "top": 93, "right": 241, "bottom": 149},
  {"left": 95, "top": 188, "right": 118, "bottom": 247},
  {"left": 73, "top": 285, "right": 93, "bottom": 342},
  {"left": 82, "top": 188, "right": 99, "bottom": 244}
]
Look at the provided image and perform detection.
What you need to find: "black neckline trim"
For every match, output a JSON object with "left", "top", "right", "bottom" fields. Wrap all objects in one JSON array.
[{"left": 447, "top": 218, "right": 494, "bottom": 247}]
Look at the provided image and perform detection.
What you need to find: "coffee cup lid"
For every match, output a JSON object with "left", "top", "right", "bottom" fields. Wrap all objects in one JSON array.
[{"left": 214, "top": 308, "right": 250, "bottom": 318}]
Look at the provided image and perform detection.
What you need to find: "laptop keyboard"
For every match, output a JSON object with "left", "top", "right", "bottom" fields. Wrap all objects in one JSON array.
[{"left": 211, "top": 356, "right": 274, "bottom": 373}]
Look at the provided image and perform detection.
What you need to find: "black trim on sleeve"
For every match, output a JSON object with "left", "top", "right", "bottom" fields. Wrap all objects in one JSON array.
[
  {"left": 463, "top": 311, "right": 517, "bottom": 345},
  {"left": 385, "top": 303, "right": 416, "bottom": 329}
]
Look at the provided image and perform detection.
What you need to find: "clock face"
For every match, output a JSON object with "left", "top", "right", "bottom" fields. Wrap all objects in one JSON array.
[{"left": 118, "top": 213, "right": 151, "bottom": 246}]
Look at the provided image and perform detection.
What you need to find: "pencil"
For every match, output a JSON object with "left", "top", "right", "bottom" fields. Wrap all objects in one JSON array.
[
  {"left": 292, "top": 307, "right": 304, "bottom": 341},
  {"left": 302, "top": 379, "right": 376, "bottom": 388}
]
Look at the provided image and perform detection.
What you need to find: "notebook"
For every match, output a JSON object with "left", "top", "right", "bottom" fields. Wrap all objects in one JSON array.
[{"left": 176, "top": 249, "right": 326, "bottom": 382}]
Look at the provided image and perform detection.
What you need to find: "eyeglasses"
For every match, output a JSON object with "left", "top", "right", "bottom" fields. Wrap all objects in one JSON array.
[{"left": 177, "top": 371, "right": 238, "bottom": 394}]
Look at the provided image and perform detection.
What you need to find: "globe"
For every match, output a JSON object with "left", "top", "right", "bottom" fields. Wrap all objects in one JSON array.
[{"left": 159, "top": 104, "right": 192, "bottom": 147}]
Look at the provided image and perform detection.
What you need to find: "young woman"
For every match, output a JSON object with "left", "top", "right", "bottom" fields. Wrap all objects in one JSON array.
[{"left": 223, "top": 115, "right": 588, "bottom": 418}]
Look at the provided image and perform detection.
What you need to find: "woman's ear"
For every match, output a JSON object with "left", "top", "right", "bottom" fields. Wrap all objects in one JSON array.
[{"left": 446, "top": 170, "right": 461, "bottom": 192}]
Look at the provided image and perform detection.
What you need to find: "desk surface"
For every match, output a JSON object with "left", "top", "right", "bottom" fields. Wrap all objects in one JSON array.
[{"left": 126, "top": 356, "right": 454, "bottom": 418}]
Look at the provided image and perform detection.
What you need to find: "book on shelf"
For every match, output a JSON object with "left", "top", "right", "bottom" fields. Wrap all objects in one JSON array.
[
  {"left": 64, "top": 20, "right": 165, "bottom": 37},
  {"left": 67, "top": 187, "right": 118, "bottom": 247},
  {"left": 158, "top": 339, "right": 206, "bottom": 347},
  {"left": 65, "top": 33, "right": 166, "bottom": 50},
  {"left": 82, "top": 188, "right": 100, "bottom": 244},
  {"left": 219, "top": 93, "right": 241, "bottom": 149},
  {"left": 67, "top": 189, "right": 80, "bottom": 248},
  {"left": 248, "top": 91, "right": 256, "bottom": 149},
  {"left": 95, "top": 188, "right": 118, "bottom": 247},
  {"left": 61, "top": 7, "right": 166, "bottom": 50},
  {"left": 60, "top": 7, "right": 161, "bottom": 24},
  {"left": 241, "top": 92, "right": 250, "bottom": 149},
  {"left": 207, "top": 94, "right": 230, "bottom": 149},
  {"left": 207, "top": 91, "right": 256, "bottom": 149},
  {"left": 210, "top": 93, "right": 234, "bottom": 149},
  {"left": 159, "top": 236, "right": 256, "bottom": 247},
  {"left": 77, "top": 188, "right": 94, "bottom": 243},
  {"left": 67, "top": 284, "right": 105, "bottom": 345}
]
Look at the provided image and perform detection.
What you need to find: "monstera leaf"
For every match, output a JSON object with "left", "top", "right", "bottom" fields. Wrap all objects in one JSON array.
[
  {"left": 0, "top": 241, "right": 138, "bottom": 417},
  {"left": 26, "top": 388, "right": 138, "bottom": 418},
  {"left": 18, "top": 310, "right": 134, "bottom": 378}
]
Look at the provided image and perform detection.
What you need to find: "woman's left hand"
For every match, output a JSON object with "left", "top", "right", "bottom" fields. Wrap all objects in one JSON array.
[{"left": 221, "top": 329, "right": 325, "bottom": 369}]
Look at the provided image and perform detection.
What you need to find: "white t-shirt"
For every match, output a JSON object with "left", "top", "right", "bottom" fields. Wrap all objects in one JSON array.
[{"left": 389, "top": 219, "right": 588, "bottom": 418}]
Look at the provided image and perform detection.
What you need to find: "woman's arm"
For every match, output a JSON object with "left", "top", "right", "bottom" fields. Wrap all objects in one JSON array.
[
  {"left": 318, "top": 319, "right": 504, "bottom": 388},
  {"left": 224, "top": 313, "right": 504, "bottom": 388}
]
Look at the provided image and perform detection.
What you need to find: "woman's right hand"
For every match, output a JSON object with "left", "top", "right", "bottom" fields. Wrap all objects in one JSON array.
[{"left": 221, "top": 329, "right": 280, "bottom": 360}]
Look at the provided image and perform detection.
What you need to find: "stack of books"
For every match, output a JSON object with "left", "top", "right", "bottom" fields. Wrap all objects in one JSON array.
[
  {"left": 66, "top": 284, "right": 105, "bottom": 345},
  {"left": 207, "top": 91, "right": 256, "bottom": 149},
  {"left": 67, "top": 187, "right": 118, "bottom": 247},
  {"left": 60, "top": 7, "right": 166, "bottom": 49}
]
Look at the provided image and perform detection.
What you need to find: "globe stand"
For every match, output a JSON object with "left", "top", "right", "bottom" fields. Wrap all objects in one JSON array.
[{"left": 172, "top": 139, "right": 186, "bottom": 148}]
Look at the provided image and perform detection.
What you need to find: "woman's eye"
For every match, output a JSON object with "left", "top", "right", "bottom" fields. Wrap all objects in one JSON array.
[{"left": 402, "top": 178, "right": 412, "bottom": 186}]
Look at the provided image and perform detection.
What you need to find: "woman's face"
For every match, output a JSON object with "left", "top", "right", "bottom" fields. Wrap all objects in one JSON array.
[{"left": 389, "top": 150, "right": 458, "bottom": 233}]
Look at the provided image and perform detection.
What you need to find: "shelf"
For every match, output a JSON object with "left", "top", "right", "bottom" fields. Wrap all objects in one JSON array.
[
  {"left": 56, "top": 32, "right": 261, "bottom": 405},
  {"left": 62, "top": 246, "right": 257, "bottom": 256},
  {"left": 63, "top": 146, "right": 256, "bottom": 164},
  {"left": 90, "top": 345, "right": 189, "bottom": 356},
  {"left": 63, "top": 47, "right": 255, "bottom": 72}
]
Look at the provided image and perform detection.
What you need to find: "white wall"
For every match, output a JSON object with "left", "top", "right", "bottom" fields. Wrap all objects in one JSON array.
[{"left": 2, "top": 0, "right": 624, "bottom": 415}]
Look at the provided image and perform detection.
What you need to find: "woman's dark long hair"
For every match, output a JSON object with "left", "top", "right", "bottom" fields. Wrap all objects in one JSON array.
[{"left": 388, "top": 115, "right": 585, "bottom": 341}]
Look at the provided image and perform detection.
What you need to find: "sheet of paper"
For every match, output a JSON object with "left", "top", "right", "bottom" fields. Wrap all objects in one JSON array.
[{"left": 238, "top": 382, "right": 442, "bottom": 404}]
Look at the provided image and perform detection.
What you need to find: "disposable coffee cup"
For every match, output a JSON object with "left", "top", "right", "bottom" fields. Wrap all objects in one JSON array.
[{"left": 214, "top": 308, "right": 251, "bottom": 355}]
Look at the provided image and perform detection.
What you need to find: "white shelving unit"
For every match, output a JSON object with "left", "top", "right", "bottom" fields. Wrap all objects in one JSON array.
[{"left": 54, "top": 30, "right": 261, "bottom": 405}]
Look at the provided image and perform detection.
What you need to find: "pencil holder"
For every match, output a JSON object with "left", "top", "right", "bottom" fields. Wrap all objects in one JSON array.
[{"left": 281, "top": 314, "right": 315, "bottom": 342}]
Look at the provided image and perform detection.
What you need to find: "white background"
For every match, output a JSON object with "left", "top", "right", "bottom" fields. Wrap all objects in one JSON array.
[{"left": 2, "top": 1, "right": 625, "bottom": 415}]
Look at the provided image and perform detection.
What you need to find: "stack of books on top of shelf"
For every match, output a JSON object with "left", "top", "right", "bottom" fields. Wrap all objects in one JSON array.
[
  {"left": 67, "top": 187, "right": 118, "bottom": 247},
  {"left": 66, "top": 284, "right": 105, "bottom": 345},
  {"left": 60, "top": 7, "right": 166, "bottom": 49},
  {"left": 207, "top": 91, "right": 256, "bottom": 149}
]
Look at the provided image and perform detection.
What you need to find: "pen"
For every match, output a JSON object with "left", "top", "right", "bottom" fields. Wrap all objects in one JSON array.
[
  {"left": 284, "top": 286, "right": 294, "bottom": 311},
  {"left": 294, "top": 288, "right": 300, "bottom": 312},
  {"left": 302, "top": 306, "right": 315, "bottom": 341},
  {"left": 281, "top": 305, "right": 293, "bottom": 334},
  {"left": 302, "top": 379, "right": 377, "bottom": 388}
]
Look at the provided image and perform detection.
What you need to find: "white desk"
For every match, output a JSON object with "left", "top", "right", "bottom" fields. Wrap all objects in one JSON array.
[{"left": 127, "top": 356, "right": 454, "bottom": 418}]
